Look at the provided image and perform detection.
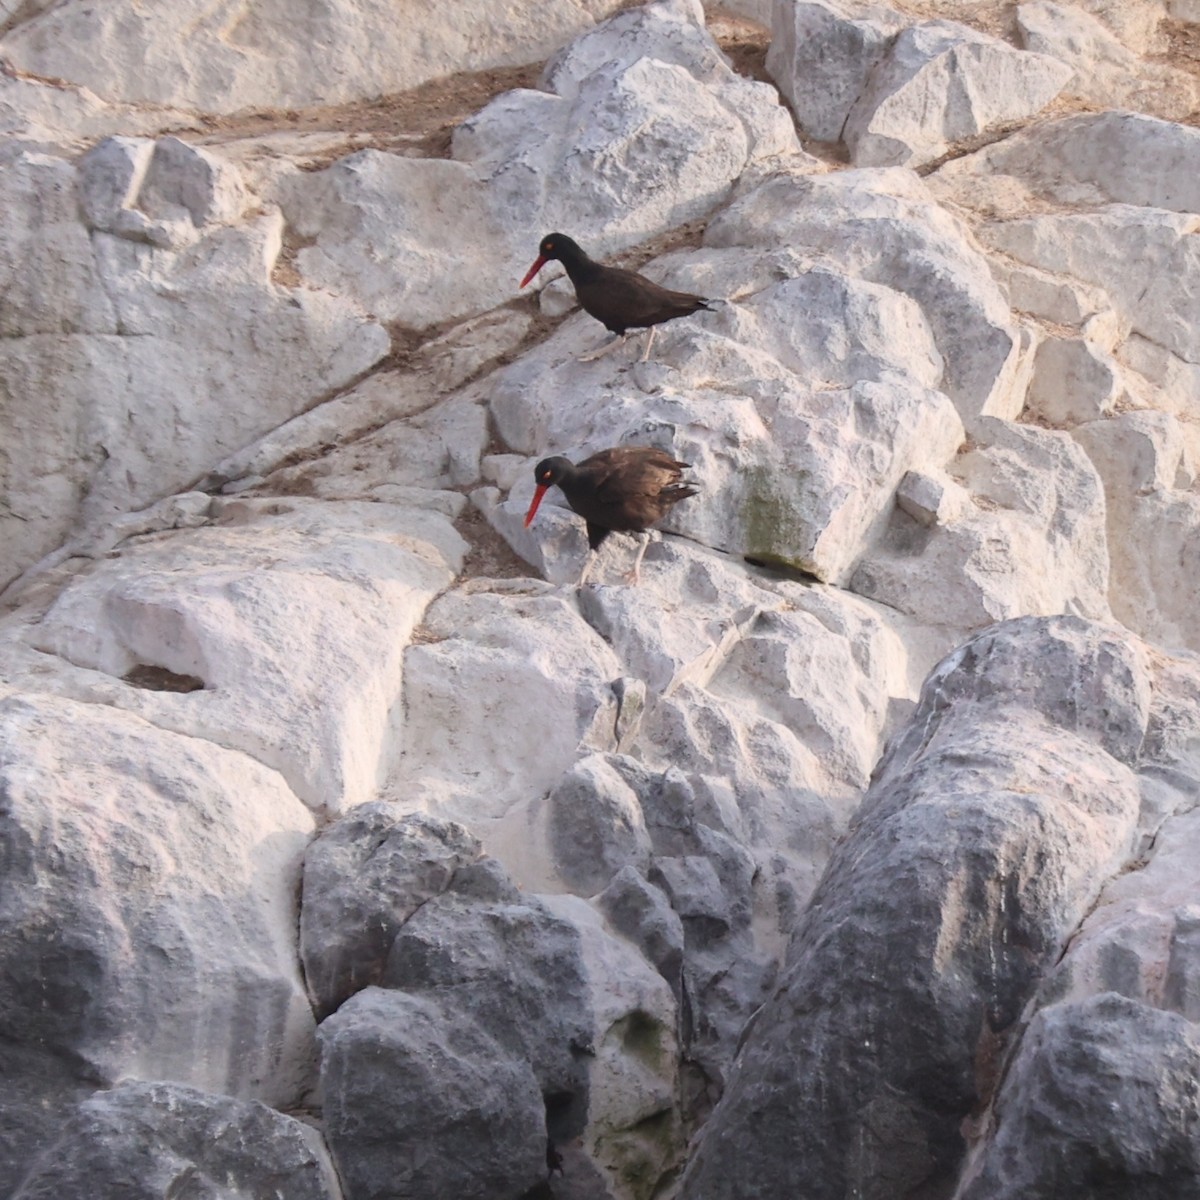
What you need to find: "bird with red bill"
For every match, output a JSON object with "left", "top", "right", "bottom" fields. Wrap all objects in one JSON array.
[
  {"left": 520, "top": 233, "right": 715, "bottom": 363},
  {"left": 523, "top": 446, "right": 698, "bottom": 585}
]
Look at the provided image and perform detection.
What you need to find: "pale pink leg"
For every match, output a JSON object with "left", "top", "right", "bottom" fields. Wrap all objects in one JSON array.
[
  {"left": 638, "top": 326, "right": 656, "bottom": 363},
  {"left": 623, "top": 533, "right": 651, "bottom": 585},
  {"left": 578, "top": 550, "right": 598, "bottom": 587},
  {"left": 578, "top": 333, "right": 628, "bottom": 362}
]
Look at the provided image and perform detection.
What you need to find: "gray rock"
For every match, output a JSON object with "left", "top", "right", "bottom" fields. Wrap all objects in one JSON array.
[
  {"left": 767, "top": 0, "right": 906, "bottom": 142},
  {"left": 300, "top": 806, "right": 482, "bottom": 1018},
  {"left": 319, "top": 988, "right": 546, "bottom": 1200},
  {"left": 680, "top": 616, "right": 1151, "bottom": 1200},
  {"left": 548, "top": 755, "right": 654, "bottom": 897},
  {"left": 0, "top": 692, "right": 317, "bottom": 1182},
  {"left": 595, "top": 867, "right": 686, "bottom": 999},
  {"left": 961, "top": 994, "right": 1200, "bottom": 1200},
  {"left": 12, "top": 1081, "right": 339, "bottom": 1200},
  {"left": 383, "top": 887, "right": 593, "bottom": 1107}
]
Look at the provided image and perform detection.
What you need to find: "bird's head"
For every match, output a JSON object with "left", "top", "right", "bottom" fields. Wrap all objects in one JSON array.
[
  {"left": 520, "top": 234, "right": 579, "bottom": 287},
  {"left": 523, "top": 456, "right": 573, "bottom": 527}
]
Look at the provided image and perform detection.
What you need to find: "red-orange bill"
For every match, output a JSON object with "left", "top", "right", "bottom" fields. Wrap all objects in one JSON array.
[
  {"left": 520, "top": 255, "right": 548, "bottom": 288},
  {"left": 524, "top": 483, "right": 550, "bottom": 527}
]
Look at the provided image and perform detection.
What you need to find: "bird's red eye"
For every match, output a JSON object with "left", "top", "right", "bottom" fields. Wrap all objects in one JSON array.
[{"left": 545, "top": 242, "right": 555, "bottom": 252}]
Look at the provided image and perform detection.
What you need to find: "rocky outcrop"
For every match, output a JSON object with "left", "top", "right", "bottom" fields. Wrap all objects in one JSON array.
[
  {"left": 3, "top": 0, "right": 1200, "bottom": 1197},
  {"left": 680, "top": 617, "right": 1155, "bottom": 1199},
  {"left": 12, "top": 1082, "right": 340, "bottom": 1200}
]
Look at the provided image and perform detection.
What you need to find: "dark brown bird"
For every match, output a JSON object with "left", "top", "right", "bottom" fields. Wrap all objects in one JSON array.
[
  {"left": 520, "top": 233, "right": 714, "bottom": 362},
  {"left": 523, "top": 446, "right": 698, "bottom": 585}
]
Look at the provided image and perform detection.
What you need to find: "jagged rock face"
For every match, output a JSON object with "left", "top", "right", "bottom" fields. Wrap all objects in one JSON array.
[
  {"left": 679, "top": 617, "right": 1155, "bottom": 1199},
  {"left": 11, "top": 1081, "right": 341, "bottom": 1200},
  {"left": 3, "top": 0, "right": 1200, "bottom": 1198}
]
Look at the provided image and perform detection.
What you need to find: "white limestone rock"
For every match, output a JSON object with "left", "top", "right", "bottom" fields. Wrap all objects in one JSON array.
[
  {"left": 896, "top": 469, "right": 970, "bottom": 528},
  {"left": 0, "top": 0, "right": 630, "bottom": 115},
  {"left": 12, "top": 1082, "right": 340, "bottom": 1200},
  {"left": 766, "top": 0, "right": 908, "bottom": 142},
  {"left": 844, "top": 21, "right": 1071, "bottom": 168},
  {"left": 1074, "top": 413, "right": 1200, "bottom": 654},
  {"left": 1025, "top": 335, "right": 1122, "bottom": 427},
  {"left": 704, "top": 165, "right": 1025, "bottom": 426},
  {"left": 0, "top": 145, "right": 390, "bottom": 590},
  {"left": 1018, "top": 2, "right": 1199, "bottom": 121},
  {"left": 79, "top": 135, "right": 250, "bottom": 248},
  {"left": 387, "top": 584, "right": 624, "bottom": 861},
  {"left": 274, "top": 4, "right": 799, "bottom": 332},
  {"left": 983, "top": 207, "right": 1200, "bottom": 367},
  {"left": 853, "top": 419, "right": 1112, "bottom": 638},
  {"left": 938, "top": 110, "right": 1200, "bottom": 213},
  {"left": 0, "top": 692, "right": 317, "bottom": 1180},
  {"left": 1000, "top": 261, "right": 1112, "bottom": 327},
  {"left": 28, "top": 497, "right": 464, "bottom": 814}
]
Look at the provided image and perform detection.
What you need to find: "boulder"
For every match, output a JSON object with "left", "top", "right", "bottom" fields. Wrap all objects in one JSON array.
[
  {"left": 844, "top": 21, "right": 1070, "bottom": 168},
  {"left": 319, "top": 988, "right": 548, "bottom": 1200},
  {"left": 30, "top": 497, "right": 464, "bottom": 813},
  {"left": 852, "top": 419, "right": 1111, "bottom": 638},
  {"left": 766, "top": 0, "right": 907, "bottom": 142},
  {"left": 0, "top": 692, "right": 317, "bottom": 1182},
  {"left": 680, "top": 617, "right": 1151, "bottom": 1200},
  {"left": 547, "top": 754, "right": 655, "bottom": 897},
  {"left": 595, "top": 867, "right": 686, "bottom": 1000},
  {"left": 704, "top": 165, "right": 1025, "bottom": 425},
  {"left": 12, "top": 1081, "right": 339, "bottom": 1200},
  {"left": 300, "top": 808, "right": 482, "bottom": 1018},
  {"left": 383, "top": 882, "right": 595, "bottom": 1101},
  {"left": 960, "top": 995, "right": 1200, "bottom": 1200}
]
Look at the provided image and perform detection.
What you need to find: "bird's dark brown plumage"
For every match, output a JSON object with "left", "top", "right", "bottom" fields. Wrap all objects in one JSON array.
[
  {"left": 524, "top": 446, "right": 698, "bottom": 552},
  {"left": 520, "top": 233, "right": 713, "bottom": 336}
]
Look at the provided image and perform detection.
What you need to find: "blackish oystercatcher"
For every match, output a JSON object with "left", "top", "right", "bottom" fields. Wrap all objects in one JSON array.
[
  {"left": 523, "top": 446, "right": 698, "bottom": 585},
  {"left": 520, "top": 233, "right": 714, "bottom": 363}
]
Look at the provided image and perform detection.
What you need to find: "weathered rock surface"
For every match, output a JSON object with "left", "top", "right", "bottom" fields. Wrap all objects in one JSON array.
[
  {"left": 12, "top": 1081, "right": 340, "bottom": 1200},
  {"left": 844, "top": 20, "right": 1070, "bottom": 168},
  {"left": 680, "top": 617, "right": 1153, "bottom": 1199},
  {"left": 0, "top": 692, "right": 316, "bottom": 1182},
  {"left": 0, "top": 137, "right": 389, "bottom": 590},
  {"left": 4, "top": 1, "right": 1200, "bottom": 1198},
  {"left": 960, "top": 995, "right": 1200, "bottom": 1200},
  {"left": 319, "top": 987, "right": 548, "bottom": 1200},
  {"left": 1018, "top": 1, "right": 1200, "bottom": 120},
  {"left": 0, "top": 0, "right": 631, "bottom": 115},
  {"left": 25, "top": 496, "right": 464, "bottom": 814},
  {"left": 300, "top": 808, "right": 482, "bottom": 1018}
]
